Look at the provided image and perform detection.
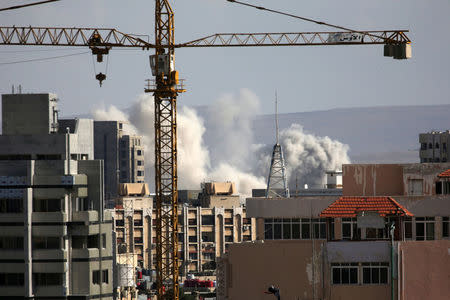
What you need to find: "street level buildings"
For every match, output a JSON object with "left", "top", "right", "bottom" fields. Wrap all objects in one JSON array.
[
  {"left": 0, "top": 93, "right": 113, "bottom": 300},
  {"left": 218, "top": 163, "right": 450, "bottom": 300}
]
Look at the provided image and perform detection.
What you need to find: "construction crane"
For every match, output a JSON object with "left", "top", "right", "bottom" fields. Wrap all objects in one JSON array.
[{"left": 0, "top": 1, "right": 411, "bottom": 299}]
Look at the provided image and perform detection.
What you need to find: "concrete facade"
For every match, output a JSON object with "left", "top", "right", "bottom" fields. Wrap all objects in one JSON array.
[
  {"left": 419, "top": 131, "right": 450, "bottom": 163},
  {"left": 0, "top": 93, "right": 113, "bottom": 300},
  {"left": 94, "top": 121, "right": 145, "bottom": 207},
  {"left": 342, "top": 163, "right": 450, "bottom": 196}
]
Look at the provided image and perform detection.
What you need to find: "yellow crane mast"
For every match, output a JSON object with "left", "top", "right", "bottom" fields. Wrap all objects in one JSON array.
[{"left": 0, "top": 1, "right": 412, "bottom": 299}]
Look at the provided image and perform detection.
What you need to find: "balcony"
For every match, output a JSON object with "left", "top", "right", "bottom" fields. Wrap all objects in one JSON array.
[
  {"left": 72, "top": 248, "right": 98, "bottom": 259},
  {"left": 72, "top": 211, "right": 98, "bottom": 223},
  {"left": 32, "top": 212, "right": 67, "bottom": 223},
  {"left": 34, "top": 285, "right": 66, "bottom": 297},
  {"left": 33, "top": 249, "right": 67, "bottom": 261}
]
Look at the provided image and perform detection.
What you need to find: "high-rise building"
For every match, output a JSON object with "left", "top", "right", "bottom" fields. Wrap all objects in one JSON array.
[
  {"left": 0, "top": 93, "right": 113, "bottom": 300},
  {"left": 94, "top": 121, "right": 145, "bottom": 207},
  {"left": 419, "top": 130, "right": 450, "bottom": 163}
]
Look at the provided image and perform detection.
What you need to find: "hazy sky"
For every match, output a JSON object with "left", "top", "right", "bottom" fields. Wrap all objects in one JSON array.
[{"left": 0, "top": 0, "right": 449, "bottom": 116}]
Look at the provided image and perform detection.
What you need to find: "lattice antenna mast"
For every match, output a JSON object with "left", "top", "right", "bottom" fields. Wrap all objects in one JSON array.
[
  {"left": 275, "top": 90, "right": 279, "bottom": 145},
  {"left": 266, "top": 93, "right": 290, "bottom": 198}
]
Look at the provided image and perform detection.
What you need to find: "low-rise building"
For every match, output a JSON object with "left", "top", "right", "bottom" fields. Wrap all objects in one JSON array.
[{"left": 218, "top": 163, "right": 450, "bottom": 300}]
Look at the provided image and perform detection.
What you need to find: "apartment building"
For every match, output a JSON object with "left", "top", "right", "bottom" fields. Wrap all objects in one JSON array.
[
  {"left": 114, "top": 183, "right": 152, "bottom": 270},
  {"left": 94, "top": 121, "right": 145, "bottom": 207},
  {"left": 111, "top": 181, "right": 256, "bottom": 285},
  {"left": 180, "top": 204, "right": 255, "bottom": 275},
  {"left": 419, "top": 130, "right": 450, "bottom": 163},
  {"left": 0, "top": 93, "right": 113, "bottom": 300},
  {"left": 218, "top": 163, "right": 450, "bottom": 300}
]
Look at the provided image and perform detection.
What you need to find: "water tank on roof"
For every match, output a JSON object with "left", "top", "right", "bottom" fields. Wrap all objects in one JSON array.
[{"left": 117, "top": 264, "right": 135, "bottom": 287}]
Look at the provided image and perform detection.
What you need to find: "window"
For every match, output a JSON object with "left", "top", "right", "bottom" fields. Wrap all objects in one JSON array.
[
  {"left": 362, "top": 262, "right": 389, "bottom": 284},
  {"left": 201, "top": 215, "right": 214, "bottom": 225},
  {"left": 189, "top": 253, "right": 198, "bottom": 260},
  {"left": 137, "top": 171, "right": 144, "bottom": 177},
  {"left": 137, "top": 160, "right": 143, "bottom": 166},
  {"left": 188, "top": 236, "right": 197, "bottom": 243},
  {"left": 92, "top": 270, "right": 100, "bottom": 285},
  {"left": 34, "top": 273, "right": 63, "bottom": 286},
  {"left": 137, "top": 150, "right": 142, "bottom": 156},
  {"left": 331, "top": 263, "right": 358, "bottom": 285},
  {"left": 264, "top": 218, "right": 326, "bottom": 240},
  {"left": 312, "top": 219, "right": 326, "bottom": 239},
  {"left": 225, "top": 236, "right": 233, "bottom": 242},
  {"left": 408, "top": 179, "right": 423, "bottom": 195},
  {"left": 33, "top": 198, "right": 62, "bottom": 212},
  {"left": 422, "top": 158, "right": 428, "bottom": 163},
  {"left": 75, "top": 197, "right": 92, "bottom": 211},
  {"left": 428, "top": 143, "right": 433, "bottom": 149},
  {"left": 102, "top": 234, "right": 106, "bottom": 249},
  {"left": 0, "top": 198, "right": 23, "bottom": 213},
  {"left": 72, "top": 236, "right": 86, "bottom": 249},
  {"left": 421, "top": 143, "right": 427, "bottom": 150},
  {"left": 224, "top": 218, "right": 233, "bottom": 225},
  {"left": 201, "top": 232, "right": 214, "bottom": 243},
  {"left": 102, "top": 270, "right": 109, "bottom": 284},
  {"left": 404, "top": 217, "right": 413, "bottom": 240},
  {"left": 435, "top": 142, "right": 439, "bottom": 149},
  {"left": 0, "top": 273, "right": 24, "bottom": 286},
  {"left": 342, "top": 218, "right": 360, "bottom": 240},
  {"left": 0, "top": 236, "right": 23, "bottom": 249},
  {"left": 415, "top": 217, "right": 435, "bottom": 240},
  {"left": 87, "top": 235, "right": 99, "bottom": 248},
  {"left": 443, "top": 143, "right": 447, "bottom": 150},
  {"left": 365, "top": 227, "right": 387, "bottom": 240},
  {"left": 203, "top": 253, "right": 214, "bottom": 260},
  {"left": 32, "top": 237, "right": 60, "bottom": 249},
  {"left": 435, "top": 157, "right": 440, "bottom": 162},
  {"left": 436, "top": 181, "right": 450, "bottom": 195},
  {"left": 443, "top": 217, "right": 449, "bottom": 238}
]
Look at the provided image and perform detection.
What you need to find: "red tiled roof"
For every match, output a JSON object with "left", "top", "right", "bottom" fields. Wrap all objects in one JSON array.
[
  {"left": 319, "top": 196, "right": 413, "bottom": 218},
  {"left": 438, "top": 169, "right": 450, "bottom": 178}
]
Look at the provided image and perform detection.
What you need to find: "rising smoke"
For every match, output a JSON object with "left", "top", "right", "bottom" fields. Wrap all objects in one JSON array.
[{"left": 92, "top": 89, "right": 350, "bottom": 197}]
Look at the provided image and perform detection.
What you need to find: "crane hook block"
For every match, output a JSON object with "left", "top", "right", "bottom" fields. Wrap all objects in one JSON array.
[{"left": 96, "top": 73, "right": 106, "bottom": 87}]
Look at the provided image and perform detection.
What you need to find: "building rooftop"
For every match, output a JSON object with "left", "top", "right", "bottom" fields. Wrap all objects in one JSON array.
[
  {"left": 438, "top": 169, "right": 450, "bottom": 178},
  {"left": 319, "top": 196, "right": 413, "bottom": 218}
]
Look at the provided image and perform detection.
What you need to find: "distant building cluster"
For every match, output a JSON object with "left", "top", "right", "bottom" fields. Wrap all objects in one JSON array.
[{"left": 0, "top": 92, "right": 449, "bottom": 300}]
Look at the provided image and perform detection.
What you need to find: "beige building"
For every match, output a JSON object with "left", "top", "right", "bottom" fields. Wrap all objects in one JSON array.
[
  {"left": 0, "top": 93, "right": 113, "bottom": 299},
  {"left": 218, "top": 163, "right": 450, "bottom": 300},
  {"left": 112, "top": 181, "right": 256, "bottom": 291}
]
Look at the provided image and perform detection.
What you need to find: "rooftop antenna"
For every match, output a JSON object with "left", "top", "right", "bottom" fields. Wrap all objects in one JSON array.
[
  {"left": 266, "top": 91, "right": 290, "bottom": 198},
  {"left": 275, "top": 90, "right": 279, "bottom": 145}
]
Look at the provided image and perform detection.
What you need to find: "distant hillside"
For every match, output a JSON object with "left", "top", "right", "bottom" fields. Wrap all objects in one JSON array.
[{"left": 251, "top": 105, "right": 450, "bottom": 163}]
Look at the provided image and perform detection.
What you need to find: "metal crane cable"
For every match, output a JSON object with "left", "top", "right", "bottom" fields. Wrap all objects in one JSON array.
[
  {"left": 226, "top": 0, "right": 390, "bottom": 41},
  {"left": 0, "top": 0, "right": 60, "bottom": 12}
]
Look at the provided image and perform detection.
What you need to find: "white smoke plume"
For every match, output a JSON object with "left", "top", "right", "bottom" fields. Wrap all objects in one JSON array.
[{"left": 92, "top": 89, "right": 350, "bottom": 197}]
